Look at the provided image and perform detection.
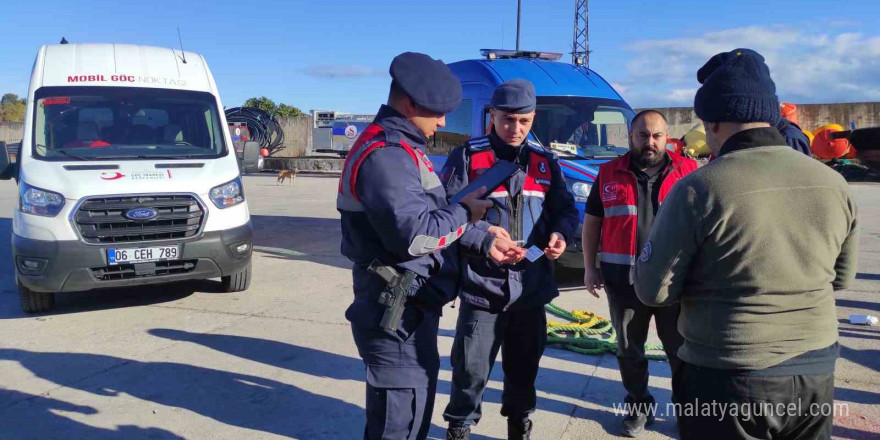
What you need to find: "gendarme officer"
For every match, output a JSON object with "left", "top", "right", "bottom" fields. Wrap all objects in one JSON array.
[
  {"left": 439, "top": 79, "right": 578, "bottom": 440},
  {"left": 337, "top": 52, "right": 521, "bottom": 440}
]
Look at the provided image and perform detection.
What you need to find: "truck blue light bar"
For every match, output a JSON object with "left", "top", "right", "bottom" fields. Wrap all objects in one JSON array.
[{"left": 480, "top": 49, "right": 563, "bottom": 61}]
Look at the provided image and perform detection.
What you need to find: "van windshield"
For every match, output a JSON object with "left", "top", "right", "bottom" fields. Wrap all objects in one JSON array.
[
  {"left": 531, "top": 97, "right": 634, "bottom": 158},
  {"left": 32, "top": 86, "right": 227, "bottom": 161}
]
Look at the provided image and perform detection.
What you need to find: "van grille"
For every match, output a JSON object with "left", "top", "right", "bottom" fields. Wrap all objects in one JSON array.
[
  {"left": 74, "top": 195, "right": 204, "bottom": 244},
  {"left": 90, "top": 260, "right": 198, "bottom": 281}
]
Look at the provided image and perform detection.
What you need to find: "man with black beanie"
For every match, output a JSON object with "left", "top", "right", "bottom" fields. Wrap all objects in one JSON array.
[{"left": 634, "top": 48, "right": 859, "bottom": 440}]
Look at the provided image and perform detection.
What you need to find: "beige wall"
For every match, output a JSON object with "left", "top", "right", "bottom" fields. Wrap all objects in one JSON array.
[
  {"left": 273, "top": 115, "right": 312, "bottom": 157},
  {"left": 638, "top": 102, "right": 880, "bottom": 138},
  {"left": 0, "top": 122, "right": 23, "bottom": 144}
]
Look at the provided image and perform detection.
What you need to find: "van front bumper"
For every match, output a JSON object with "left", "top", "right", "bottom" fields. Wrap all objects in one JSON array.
[
  {"left": 13, "top": 222, "right": 253, "bottom": 293},
  {"left": 556, "top": 224, "right": 585, "bottom": 269}
]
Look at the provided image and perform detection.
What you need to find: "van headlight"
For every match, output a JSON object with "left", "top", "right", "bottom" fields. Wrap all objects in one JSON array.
[
  {"left": 19, "top": 182, "right": 65, "bottom": 217},
  {"left": 210, "top": 177, "right": 245, "bottom": 208},
  {"left": 570, "top": 181, "right": 591, "bottom": 203}
]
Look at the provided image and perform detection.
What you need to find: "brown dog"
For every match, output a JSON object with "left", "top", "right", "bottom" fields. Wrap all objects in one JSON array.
[{"left": 276, "top": 168, "right": 298, "bottom": 185}]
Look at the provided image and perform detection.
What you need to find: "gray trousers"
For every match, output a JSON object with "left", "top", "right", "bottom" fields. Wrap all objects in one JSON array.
[
  {"left": 606, "top": 282, "right": 683, "bottom": 405},
  {"left": 443, "top": 302, "right": 548, "bottom": 427}
]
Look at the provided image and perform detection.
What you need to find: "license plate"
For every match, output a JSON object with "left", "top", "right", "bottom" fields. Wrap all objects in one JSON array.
[{"left": 107, "top": 246, "right": 179, "bottom": 265}]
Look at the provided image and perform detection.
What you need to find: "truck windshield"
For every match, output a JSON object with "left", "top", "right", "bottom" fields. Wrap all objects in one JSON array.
[
  {"left": 531, "top": 97, "right": 634, "bottom": 158},
  {"left": 32, "top": 86, "right": 227, "bottom": 161}
]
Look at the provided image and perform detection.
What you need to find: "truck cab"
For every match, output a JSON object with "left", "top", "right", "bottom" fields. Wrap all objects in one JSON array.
[
  {"left": 1, "top": 44, "right": 253, "bottom": 313},
  {"left": 428, "top": 50, "right": 635, "bottom": 268}
]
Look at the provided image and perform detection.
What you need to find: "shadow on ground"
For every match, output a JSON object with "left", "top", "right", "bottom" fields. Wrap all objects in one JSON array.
[
  {"left": 0, "top": 347, "right": 367, "bottom": 439},
  {"left": 145, "top": 328, "right": 643, "bottom": 438},
  {"left": 251, "top": 215, "right": 350, "bottom": 270}
]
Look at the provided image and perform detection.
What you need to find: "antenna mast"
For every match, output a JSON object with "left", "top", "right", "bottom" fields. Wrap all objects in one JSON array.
[
  {"left": 516, "top": 0, "right": 522, "bottom": 51},
  {"left": 177, "top": 27, "right": 187, "bottom": 64},
  {"left": 572, "top": 0, "right": 589, "bottom": 67}
]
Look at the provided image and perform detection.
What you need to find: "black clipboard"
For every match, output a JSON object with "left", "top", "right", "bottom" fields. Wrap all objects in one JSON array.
[{"left": 448, "top": 160, "right": 520, "bottom": 204}]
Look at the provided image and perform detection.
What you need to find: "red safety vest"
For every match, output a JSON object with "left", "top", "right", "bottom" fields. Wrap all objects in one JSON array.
[
  {"left": 467, "top": 145, "right": 552, "bottom": 198},
  {"left": 466, "top": 139, "right": 554, "bottom": 240},
  {"left": 337, "top": 123, "right": 464, "bottom": 254},
  {"left": 597, "top": 151, "right": 697, "bottom": 266}
]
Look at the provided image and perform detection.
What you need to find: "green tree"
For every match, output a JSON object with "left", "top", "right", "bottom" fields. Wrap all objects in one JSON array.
[
  {"left": 276, "top": 103, "right": 304, "bottom": 117},
  {"left": 1, "top": 93, "right": 22, "bottom": 106},
  {"left": 243, "top": 96, "right": 303, "bottom": 118},
  {"left": 243, "top": 96, "right": 278, "bottom": 115},
  {"left": 0, "top": 93, "right": 26, "bottom": 122}
]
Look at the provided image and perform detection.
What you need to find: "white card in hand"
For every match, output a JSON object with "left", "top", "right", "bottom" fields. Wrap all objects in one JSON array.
[{"left": 525, "top": 246, "right": 543, "bottom": 262}]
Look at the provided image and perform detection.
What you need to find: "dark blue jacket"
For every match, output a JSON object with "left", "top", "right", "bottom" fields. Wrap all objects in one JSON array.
[
  {"left": 440, "top": 133, "right": 578, "bottom": 312},
  {"left": 338, "top": 105, "right": 491, "bottom": 316},
  {"left": 777, "top": 118, "right": 812, "bottom": 156}
]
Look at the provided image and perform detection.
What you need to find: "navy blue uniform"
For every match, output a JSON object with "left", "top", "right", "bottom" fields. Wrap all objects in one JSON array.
[
  {"left": 339, "top": 105, "right": 491, "bottom": 440},
  {"left": 776, "top": 117, "right": 812, "bottom": 156},
  {"left": 440, "top": 131, "right": 578, "bottom": 430}
]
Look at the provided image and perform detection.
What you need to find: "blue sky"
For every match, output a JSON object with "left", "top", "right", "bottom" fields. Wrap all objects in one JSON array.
[{"left": 1, "top": 0, "right": 878, "bottom": 113}]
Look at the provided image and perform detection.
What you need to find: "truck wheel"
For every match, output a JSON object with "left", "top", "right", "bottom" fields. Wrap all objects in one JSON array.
[
  {"left": 19, "top": 281, "right": 54, "bottom": 313},
  {"left": 221, "top": 264, "right": 251, "bottom": 292}
]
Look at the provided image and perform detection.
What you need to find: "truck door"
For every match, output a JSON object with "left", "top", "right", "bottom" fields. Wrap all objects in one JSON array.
[{"left": 239, "top": 141, "right": 262, "bottom": 174}]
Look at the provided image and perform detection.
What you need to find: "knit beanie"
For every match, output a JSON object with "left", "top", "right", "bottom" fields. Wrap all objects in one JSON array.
[{"left": 694, "top": 48, "right": 780, "bottom": 125}]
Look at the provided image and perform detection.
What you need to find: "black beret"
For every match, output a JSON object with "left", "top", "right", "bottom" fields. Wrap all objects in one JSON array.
[
  {"left": 389, "top": 52, "right": 462, "bottom": 114},
  {"left": 491, "top": 79, "right": 536, "bottom": 113}
]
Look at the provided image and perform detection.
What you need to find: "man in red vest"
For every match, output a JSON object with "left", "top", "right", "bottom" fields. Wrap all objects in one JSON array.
[{"left": 581, "top": 109, "right": 697, "bottom": 437}]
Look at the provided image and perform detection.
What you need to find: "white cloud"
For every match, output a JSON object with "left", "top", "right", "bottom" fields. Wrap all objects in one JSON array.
[
  {"left": 616, "top": 26, "right": 880, "bottom": 107},
  {"left": 667, "top": 88, "right": 699, "bottom": 103},
  {"left": 610, "top": 82, "right": 629, "bottom": 94},
  {"left": 827, "top": 19, "right": 862, "bottom": 28}
]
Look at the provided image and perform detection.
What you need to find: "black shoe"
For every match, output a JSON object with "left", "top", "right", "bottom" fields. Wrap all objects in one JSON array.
[
  {"left": 507, "top": 418, "right": 533, "bottom": 440},
  {"left": 446, "top": 425, "right": 470, "bottom": 440},
  {"left": 621, "top": 412, "right": 655, "bottom": 438}
]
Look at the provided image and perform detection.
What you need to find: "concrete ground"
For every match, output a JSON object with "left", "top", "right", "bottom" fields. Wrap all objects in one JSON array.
[{"left": 0, "top": 174, "right": 877, "bottom": 440}]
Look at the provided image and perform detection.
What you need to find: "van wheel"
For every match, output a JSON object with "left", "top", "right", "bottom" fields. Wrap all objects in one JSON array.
[
  {"left": 221, "top": 264, "right": 252, "bottom": 292},
  {"left": 19, "top": 281, "right": 54, "bottom": 313}
]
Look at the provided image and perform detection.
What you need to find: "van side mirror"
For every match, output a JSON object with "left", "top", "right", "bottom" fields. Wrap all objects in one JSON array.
[
  {"left": 239, "top": 141, "right": 263, "bottom": 175},
  {"left": 0, "top": 141, "right": 13, "bottom": 181}
]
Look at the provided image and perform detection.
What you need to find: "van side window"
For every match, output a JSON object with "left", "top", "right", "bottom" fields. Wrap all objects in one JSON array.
[
  {"left": 429, "top": 99, "right": 471, "bottom": 156},
  {"left": 483, "top": 107, "right": 492, "bottom": 135}
]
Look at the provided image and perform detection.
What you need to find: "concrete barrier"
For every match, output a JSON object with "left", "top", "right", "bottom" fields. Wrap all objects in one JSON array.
[
  {"left": 637, "top": 102, "right": 880, "bottom": 138},
  {"left": 0, "top": 122, "right": 23, "bottom": 144},
  {"left": 274, "top": 115, "right": 312, "bottom": 157},
  {"left": 262, "top": 156, "right": 344, "bottom": 173}
]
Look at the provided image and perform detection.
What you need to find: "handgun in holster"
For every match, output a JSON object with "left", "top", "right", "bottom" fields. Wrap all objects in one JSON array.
[{"left": 368, "top": 259, "right": 418, "bottom": 332}]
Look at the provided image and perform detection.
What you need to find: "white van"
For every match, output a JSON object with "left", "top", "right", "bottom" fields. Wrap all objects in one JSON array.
[{"left": 0, "top": 44, "right": 254, "bottom": 313}]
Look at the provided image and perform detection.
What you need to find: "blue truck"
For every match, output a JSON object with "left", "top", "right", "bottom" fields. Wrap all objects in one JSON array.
[{"left": 426, "top": 49, "right": 635, "bottom": 268}]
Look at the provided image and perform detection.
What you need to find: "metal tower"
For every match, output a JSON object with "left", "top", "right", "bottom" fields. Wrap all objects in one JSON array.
[{"left": 572, "top": 0, "right": 588, "bottom": 67}]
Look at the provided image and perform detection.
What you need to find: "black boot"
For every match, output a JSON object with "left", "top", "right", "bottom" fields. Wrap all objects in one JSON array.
[
  {"left": 446, "top": 425, "right": 470, "bottom": 440},
  {"left": 507, "top": 418, "right": 532, "bottom": 440},
  {"left": 622, "top": 412, "right": 655, "bottom": 437}
]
